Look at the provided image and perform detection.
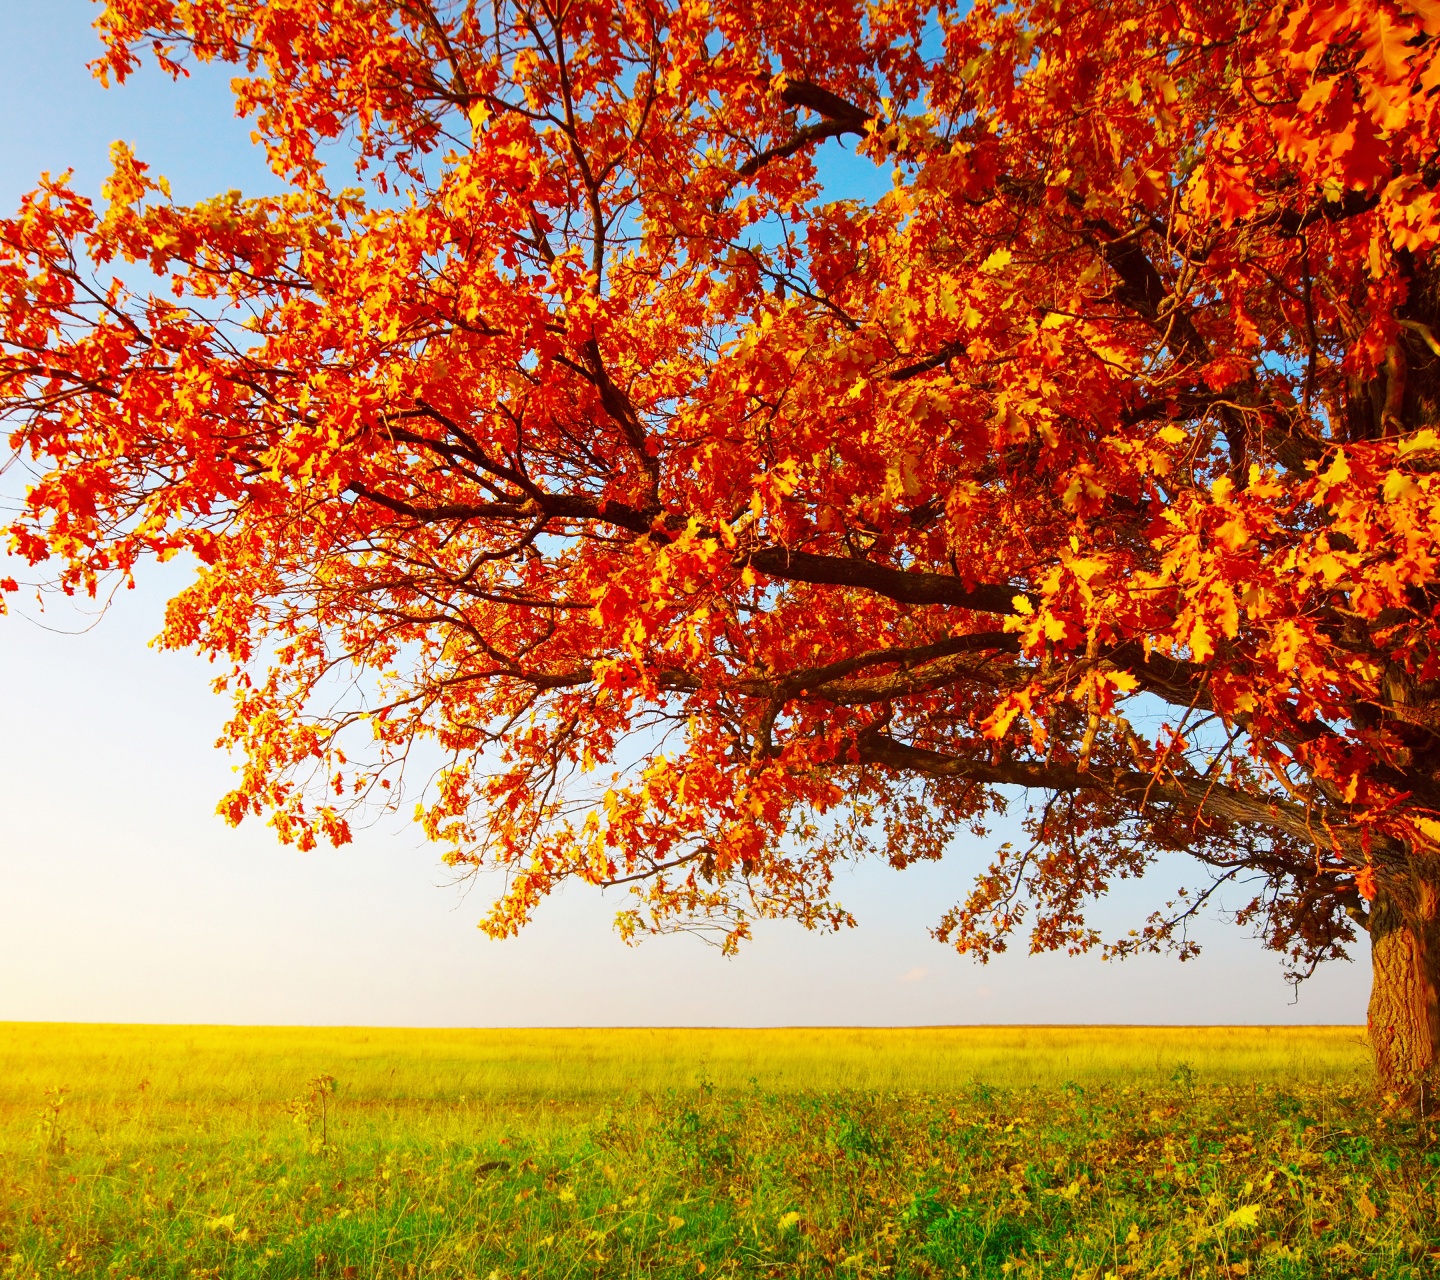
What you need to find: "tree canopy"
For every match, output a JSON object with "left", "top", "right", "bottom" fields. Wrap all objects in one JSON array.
[{"left": 5, "top": 0, "right": 1440, "bottom": 1094}]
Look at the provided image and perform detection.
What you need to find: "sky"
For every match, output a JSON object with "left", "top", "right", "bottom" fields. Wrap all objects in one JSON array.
[{"left": 0, "top": 0, "right": 1373, "bottom": 1028}]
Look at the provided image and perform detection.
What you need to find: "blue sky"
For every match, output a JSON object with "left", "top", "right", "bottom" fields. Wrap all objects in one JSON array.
[{"left": 0, "top": 0, "right": 1371, "bottom": 1027}]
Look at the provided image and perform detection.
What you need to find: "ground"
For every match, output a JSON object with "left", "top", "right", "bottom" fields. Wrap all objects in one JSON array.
[{"left": 0, "top": 1024, "right": 1433, "bottom": 1278}]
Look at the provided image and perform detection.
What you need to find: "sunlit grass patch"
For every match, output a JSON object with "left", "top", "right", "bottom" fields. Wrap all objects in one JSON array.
[
  {"left": 0, "top": 1023, "right": 1370, "bottom": 1103},
  {"left": 1, "top": 1023, "right": 1433, "bottom": 1278}
]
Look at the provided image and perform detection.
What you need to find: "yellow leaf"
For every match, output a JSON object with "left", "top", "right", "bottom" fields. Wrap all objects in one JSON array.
[
  {"left": 1190, "top": 617, "right": 1215, "bottom": 663},
  {"left": 980, "top": 248, "right": 1013, "bottom": 273},
  {"left": 1309, "top": 553, "right": 1349, "bottom": 586},
  {"left": 887, "top": 450, "right": 924, "bottom": 499},
  {"left": 1271, "top": 619, "right": 1305, "bottom": 672},
  {"left": 1214, "top": 520, "right": 1250, "bottom": 552},
  {"left": 777, "top": 1211, "right": 802, "bottom": 1232},
  {"left": 1383, "top": 471, "right": 1418, "bottom": 502},
  {"left": 1411, "top": 0, "right": 1440, "bottom": 37},
  {"left": 1399, "top": 428, "right": 1440, "bottom": 457},
  {"left": 668, "top": 1215, "right": 686, "bottom": 1231},
  {"left": 1366, "top": 11, "right": 1414, "bottom": 82},
  {"left": 1157, "top": 424, "right": 1187, "bottom": 444},
  {"left": 1223, "top": 1204, "right": 1262, "bottom": 1230},
  {"left": 1414, "top": 817, "right": 1440, "bottom": 846},
  {"left": 982, "top": 701, "right": 1023, "bottom": 741},
  {"left": 1318, "top": 450, "right": 1351, "bottom": 486}
]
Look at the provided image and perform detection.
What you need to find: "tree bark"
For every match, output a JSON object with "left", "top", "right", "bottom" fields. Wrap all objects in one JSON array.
[{"left": 1368, "top": 864, "right": 1440, "bottom": 1112}]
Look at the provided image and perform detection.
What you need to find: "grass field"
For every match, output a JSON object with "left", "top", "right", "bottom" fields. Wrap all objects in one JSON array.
[{"left": 0, "top": 1023, "right": 1433, "bottom": 1278}]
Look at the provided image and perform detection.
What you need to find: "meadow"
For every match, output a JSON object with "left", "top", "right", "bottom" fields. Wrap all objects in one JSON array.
[{"left": 0, "top": 1023, "right": 1433, "bottom": 1278}]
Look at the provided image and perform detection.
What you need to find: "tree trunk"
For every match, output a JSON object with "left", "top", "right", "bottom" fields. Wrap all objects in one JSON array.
[{"left": 1368, "top": 867, "right": 1440, "bottom": 1112}]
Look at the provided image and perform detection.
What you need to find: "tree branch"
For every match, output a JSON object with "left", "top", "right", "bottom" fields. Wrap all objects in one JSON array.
[
  {"left": 738, "top": 79, "right": 872, "bottom": 178},
  {"left": 857, "top": 732, "right": 1394, "bottom": 858},
  {"left": 745, "top": 547, "right": 1022, "bottom": 614}
]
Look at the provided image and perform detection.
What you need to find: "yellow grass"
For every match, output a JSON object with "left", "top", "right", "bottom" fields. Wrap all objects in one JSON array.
[
  {"left": 8, "top": 1022, "right": 1426, "bottom": 1280},
  {"left": 0, "top": 1022, "right": 1370, "bottom": 1105}
]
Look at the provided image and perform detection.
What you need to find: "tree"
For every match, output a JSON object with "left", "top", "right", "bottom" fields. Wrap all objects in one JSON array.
[{"left": 3, "top": 0, "right": 1440, "bottom": 1099}]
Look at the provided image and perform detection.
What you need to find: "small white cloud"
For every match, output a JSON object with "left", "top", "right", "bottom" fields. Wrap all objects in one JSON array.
[{"left": 900, "top": 966, "right": 928, "bottom": 983}]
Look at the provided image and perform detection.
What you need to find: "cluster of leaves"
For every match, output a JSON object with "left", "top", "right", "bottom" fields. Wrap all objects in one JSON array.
[
  {"left": 4, "top": 0, "right": 1440, "bottom": 985},
  {"left": 3, "top": 1069, "right": 1439, "bottom": 1278}
]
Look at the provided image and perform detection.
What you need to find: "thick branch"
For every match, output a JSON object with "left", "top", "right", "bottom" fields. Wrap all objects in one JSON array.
[
  {"left": 654, "top": 631, "right": 1018, "bottom": 701},
  {"left": 857, "top": 732, "right": 1394, "bottom": 858},
  {"left": 746, "top": 547, "right": 1021, "bottom": 614},
  {"left": 349, "top": 484, "right": 655, "bottom": 536},
  {"left": 738, "top": 79, "right": 872, "bottom": 178},
  {"left": 352, "top": 484, "right": 1024, "bottom": 616},
  {"left": 890, "top": 340, "right": 966, "bottom": 381}
]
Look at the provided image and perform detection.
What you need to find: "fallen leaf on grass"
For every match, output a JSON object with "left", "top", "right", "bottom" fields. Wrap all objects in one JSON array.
[{"left": 1222, "top": 1204, "right": 1261, "bottom": 1231}]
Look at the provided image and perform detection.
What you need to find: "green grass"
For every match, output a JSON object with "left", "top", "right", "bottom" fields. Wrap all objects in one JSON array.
[{"left": 1, "top": 1023, "right": 1434, "bottom": 1278}]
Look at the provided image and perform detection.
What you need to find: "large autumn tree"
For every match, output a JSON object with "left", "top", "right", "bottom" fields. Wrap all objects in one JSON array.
[{"left": 4, "top": 0, "right": 1440, "bottom": 1095}]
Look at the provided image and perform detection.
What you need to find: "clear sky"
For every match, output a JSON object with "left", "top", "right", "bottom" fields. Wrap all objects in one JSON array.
[{"left": 0, "top": 0, "right": 1371, "bottom": 1028}]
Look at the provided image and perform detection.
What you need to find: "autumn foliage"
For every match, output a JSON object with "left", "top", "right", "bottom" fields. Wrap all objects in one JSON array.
[{"left": 5, "top": 1, "right": 1440, "bottom": 1095}]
